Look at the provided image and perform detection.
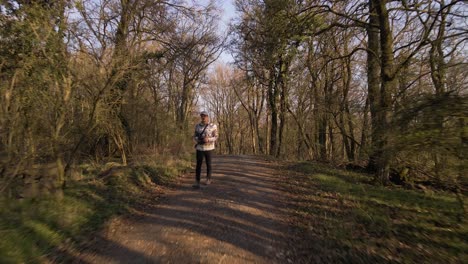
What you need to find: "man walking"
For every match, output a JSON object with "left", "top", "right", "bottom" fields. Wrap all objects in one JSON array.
[{"left": 193, "top": 111, "right": 218, "bottom": 188}]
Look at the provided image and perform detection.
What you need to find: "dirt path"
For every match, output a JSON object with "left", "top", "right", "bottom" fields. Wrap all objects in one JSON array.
[{"left": 74, "top": 155, "right": 292, "bottom": 263}]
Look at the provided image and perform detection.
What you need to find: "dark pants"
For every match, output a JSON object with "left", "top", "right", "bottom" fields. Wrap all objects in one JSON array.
[{"left": 196, "top": 150, "right": 212, "bottom": 182}]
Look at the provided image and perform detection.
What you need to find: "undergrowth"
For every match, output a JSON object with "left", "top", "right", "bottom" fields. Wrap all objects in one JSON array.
[
  {"left": 0, "top": 156, "right": 191, "bottom": 263},
  {"left": 287, "top": 162, "right": 467, "bottom": 263}
]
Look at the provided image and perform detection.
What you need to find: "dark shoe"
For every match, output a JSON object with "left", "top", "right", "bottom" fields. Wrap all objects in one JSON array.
[{"left": 192, "top": 181, "right": 200, "bottom": 189}]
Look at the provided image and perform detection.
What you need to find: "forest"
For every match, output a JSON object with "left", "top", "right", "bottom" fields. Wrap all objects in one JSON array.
[{"left": 0, "top": 0, "right": 467, "bottom": 263}]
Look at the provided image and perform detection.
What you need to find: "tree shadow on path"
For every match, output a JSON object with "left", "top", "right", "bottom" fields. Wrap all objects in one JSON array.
[{"left": 70, "top": 155, "right": 291, "bottom": 264}]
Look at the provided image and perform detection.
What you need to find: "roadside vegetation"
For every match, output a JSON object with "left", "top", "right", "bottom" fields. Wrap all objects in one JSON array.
[
  {"left": 0, "top": 155, "right": 191, "bottom": 263},
  {"left": 286, "top": 162, "right": 467, "bottom": 263}
]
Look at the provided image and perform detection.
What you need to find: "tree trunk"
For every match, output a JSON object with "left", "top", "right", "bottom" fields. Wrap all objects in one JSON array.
[
  {"left": 107, "top": 0, "right": 136, "bottom": 164},
  {"left": 177, "top": 75, "right": 191, "bottom": 129},
  {"left": 288, "top": 107, "right": 314, "bottom": 160},
  {"left": 277, "top": 59, "right": 289, "bottom": 158},
  {"left": 374, "top": 0, "right": 397, "bottom": 184},
  {"left": 430, "top": 1, "right": 449, "bottom": 184},
  {"left": 366, "top": 0, "right": 381, "bottom": 172},
  {"left": 268, "top": 68, "right": 279, "bottom": 156},
  {"left": 315, "top": 74, "right": 327, "bottom": 161},
  {"left": 340, "top": 111, "right": 353, "bottom": 161},
  {"left": 346, "top": 104, "right": 356, "bottom": 161},
  {"left": 341, "top": 54, "right": 355, "bottom": 162},
  {"left": 360, "top": 97, "right": 370, "bottom": 161}
]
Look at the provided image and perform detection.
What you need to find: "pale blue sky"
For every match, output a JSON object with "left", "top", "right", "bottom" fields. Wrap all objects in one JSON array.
[
  {"left": 197, "top": 0, "right": 236, "bottom": 63},
  {"left": 219, "top": 0, "right": 236, "bottom": 25},
  {"left": 218, "top": 0, "right": 236, "bottom": 63}
]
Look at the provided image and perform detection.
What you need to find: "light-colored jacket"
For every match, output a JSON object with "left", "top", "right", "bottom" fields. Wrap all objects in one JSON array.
[{"left": 194, "top": 123, "right": 218, "bottom": 151}]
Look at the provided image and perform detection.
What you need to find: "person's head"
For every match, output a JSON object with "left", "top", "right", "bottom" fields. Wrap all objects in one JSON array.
[{"left": 200, "top": 111, "right": 209, "bottom": 123}]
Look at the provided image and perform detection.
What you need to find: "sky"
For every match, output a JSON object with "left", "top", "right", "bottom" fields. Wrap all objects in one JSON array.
[
  {"left": 219, "top": 0, "right": 236, "bottom": 24},
  {"left": 216, "top": 0, "right": 236, "bottom": 63},
  {"left": 195, "top": 0, "right": 236, "bottom": 63}
]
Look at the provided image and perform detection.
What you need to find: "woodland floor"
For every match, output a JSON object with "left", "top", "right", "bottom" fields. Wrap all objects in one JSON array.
[
  {"left": 62, "top": 155, "right": 294, "bottom": 264},
  {"left": 49, "top": 155, "right": 467, "bottom": 264}
]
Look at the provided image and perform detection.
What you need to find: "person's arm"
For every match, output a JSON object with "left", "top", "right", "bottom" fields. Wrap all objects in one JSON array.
[{"left": 207, "top": 124, "right": 218, "bottom": 143}]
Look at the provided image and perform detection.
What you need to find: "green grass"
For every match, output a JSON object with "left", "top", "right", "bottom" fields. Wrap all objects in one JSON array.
[
  {"left": 288, "top": 162, "right": 468, "bottom": 263},
  {"left": 0, "top": 157, "right": 191, "bottom": 264}
]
